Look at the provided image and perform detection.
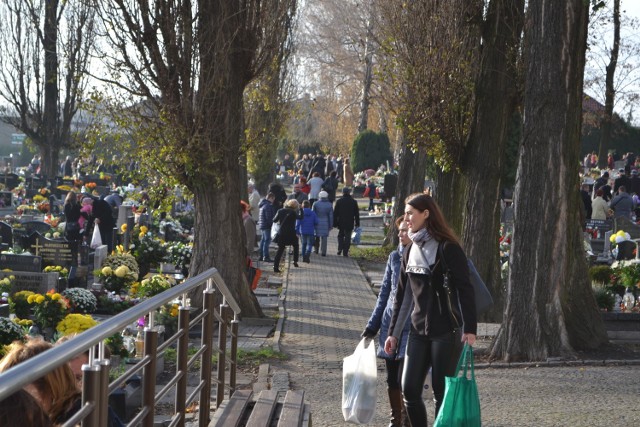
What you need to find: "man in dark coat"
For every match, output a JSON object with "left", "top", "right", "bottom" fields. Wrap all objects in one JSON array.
[
  {"left": 614, "top": 168, "right": 631, "bottom": 194},
  {"left": 88, "top": 195, "right": 116, "bottom": 252},
  {"left": 594, "top": 171, "right": 612, "bottom": 202},
  {"left": 333, "top": 187, "right": 360, "bottom": 257},
  {"left": 268, "top": 182, "right": 288, "bottom": 211}
]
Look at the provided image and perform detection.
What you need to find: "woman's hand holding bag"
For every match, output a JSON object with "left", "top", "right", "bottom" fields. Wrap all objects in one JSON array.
[
  {"left": 433, "top": 343, "right": 481, "bottom": 427},
  {"left": 90, "top": 224, "right": 102, "bottom": 249},
  {"left": 342, "top": 337, "right": 377, "bottom": 424}
]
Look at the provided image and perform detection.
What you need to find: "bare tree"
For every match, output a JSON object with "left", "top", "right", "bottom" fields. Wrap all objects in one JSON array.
[
  {"left": 0, "top": 0, "right": 96, "bottom": 176},
  {"left": 490, "top": 0, "right": 608, "bottom": 361},
  {"left": 94, "top": 0, "right": 297, "bottom": 314}
]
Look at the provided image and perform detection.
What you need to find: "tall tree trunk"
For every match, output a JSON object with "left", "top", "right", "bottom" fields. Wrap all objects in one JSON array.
[
  {"left": 461, "top": 0, "right": 524, "bottom": 323},
  {"left": 357, "top": 16, "right": 375, "bottom": 134},
  {"left": 43, "top": 0, "right": 59, "bottom": 177},
  {"left": 383, "top": 129, "right": 427, "bottom": 246},
  {"left": 597, "top": 0, "right": 620, "bottom": 169},
  {"left": 433, "top": 169, "right": 465, "bottom": 234},
  {"left": 490, "top": 0, "right": 607, "bottom": 362}
]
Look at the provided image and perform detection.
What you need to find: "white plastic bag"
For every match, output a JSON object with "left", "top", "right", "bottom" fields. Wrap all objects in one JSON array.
[
  {"left": 270, "top": 222, "right": 280, "bottom": 240},
  {"left": 90, "top": 225, "right": 102, "bottom": 249},
  {"left": 342, "top": 338, "right": 377, "bottom": 424}
]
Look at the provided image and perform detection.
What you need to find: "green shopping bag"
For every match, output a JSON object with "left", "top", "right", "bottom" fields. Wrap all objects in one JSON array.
[{"left": 433, "top": 343, "right": 481, "bottom": 427}]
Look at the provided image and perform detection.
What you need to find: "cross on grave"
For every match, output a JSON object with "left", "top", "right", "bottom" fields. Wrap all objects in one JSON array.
[{"left": 32, "top": 239, "right": 44, "bottom": 256}]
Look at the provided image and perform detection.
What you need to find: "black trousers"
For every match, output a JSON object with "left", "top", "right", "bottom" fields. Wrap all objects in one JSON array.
[
  {"left": 337, "top": 227, "right": 353, "bottom": 254},
  {"left": 385, "top": 358, "right": 405, "bottom": 390},
  {"left": 401, "top": 330, "right": 462, "bottom": 426},
  {"left": 274, "top": 239, "right": 299, "bottom": 266}
]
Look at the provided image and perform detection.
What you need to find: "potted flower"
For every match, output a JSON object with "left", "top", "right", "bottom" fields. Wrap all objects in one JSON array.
[
  {"left": 0, "top": 318, "right": 26, "bottom": 356},
  {"left": 44, "top": 265, "right": 69, "bottom": 289},
  {"left": 131, "top": 274, "right": 172, "bottom": 299},
  {"left": 27, "top": 289, "right": 71, "bottom": 337},
  {"left": 62, "top": 288, "right": 98, "bottom": 314},
  {"left": 96, "top": 252, "right": 139, "bottom": 294},
  {"left": 9, "top": 290, "right": 34, "bottom": 319},
  {"left": 56, "top": 313, "right": 98, "bottom": 336}
]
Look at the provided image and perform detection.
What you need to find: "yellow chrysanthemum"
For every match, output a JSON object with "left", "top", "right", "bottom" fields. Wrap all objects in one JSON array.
[
  {"left": 51, "top": 293, "right": 62, "bottom": 301},
  {"left": 121, "top": 224, "right": 127, "bottom": 232},
  {"left": 35, "top": 295, "right": 45, "bottom": 304},
  {"left": 140, "top": 225, "right": 148, "bottom": 234},
  {"left": 27, "top": 295, "right": 36, "bottom": 304}
]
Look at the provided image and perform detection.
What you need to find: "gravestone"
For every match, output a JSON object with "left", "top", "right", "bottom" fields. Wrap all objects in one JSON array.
[
  {"left": 0, "top": 254, "right": 42, "bottom": 272},
  {"left": 26, "top": 232, "right": 78, "bottom": 267},
  {"left": 21, "top": 221, "right": 51, "bottom": 236},
  {"left": 117, "top": 205, "right": 133, "bottom": 228},
  {"left": 94, "top": 245, "right": 108, "bottom": 271},
  {"left": 0, "top": 221, "right": 12, "bottom": 247},
  {"left": 0, "top": 191, "right": 12, "bottom": 209},
  {"left": 0, "top": 173, "right": 19, "bottom": 190},
  {"left": 0, "top": 271, "right": 58, "bottom": 294}
]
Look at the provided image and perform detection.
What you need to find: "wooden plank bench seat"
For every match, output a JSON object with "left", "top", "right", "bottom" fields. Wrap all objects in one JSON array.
[{"left": 209, "top": 389, "right": 311, "bottom": 427}]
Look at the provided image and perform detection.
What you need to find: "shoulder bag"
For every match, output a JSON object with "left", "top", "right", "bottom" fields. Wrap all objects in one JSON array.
[{"left": 438, "top": 242, "right": 494, "bottom": 317}]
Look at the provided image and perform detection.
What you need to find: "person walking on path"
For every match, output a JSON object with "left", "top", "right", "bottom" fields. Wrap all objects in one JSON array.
[
  {"left": 333, "top": 187, "right": 360, "bottom": 257},
  {"left": 258, "top": 193, "right": 276, "bottom": 262},
  {"left": 311, "top": 191, "right": 333, "bottom": 256},
  {"left": 307, "top": 171, "right": 324, "bottom": 206},
  {"left": 322, "top": 170, "right": 339, "bottom": 203},
  {"left": 296, "top": 200, "right": 318, "bottom": 263},
  {"left": 362, "top": 216, "right": 412, "bottom": 427},
  {"left": 272, "top": 199, "right": 303, "bottom": 272},
  {"left": 365, "top": 179, "right": 377, "bottom": 211},
  {"left": 385, "top": 193, "right": 477, "bottom": 426},
  {"left": 610, "top": 186, "right": 635, "bottom": 219}
]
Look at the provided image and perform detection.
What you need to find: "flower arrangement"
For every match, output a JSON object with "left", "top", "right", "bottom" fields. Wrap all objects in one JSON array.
[
  {"left": 39, "top": 187, "right": 51, "bottom": 197},
  {"left": 0, "top": 317, "right": 26, "bottom": 352},
  {"left": 9, "top": 290, "right": 34, "bottom": 318},
  {"left": 96, "top": 252, "right": 139, "bottom": 294},
  {"left": 44, "top": 265, "right": 69, "bottom": 277},
  {"left": 133, "top": 233, "right": 166, "bottom": 275},
  {"left": 56, "top": 313, "right": 98, "bottom": 336},
  {"left": 611, "top": 260, "right": 640, "bottom": 289},
  {"left": 57, "top": 185, "right": 72, "bottom": 192},
  {"left": 36, "top": 201, "right": 50, "bottom": 213},
  {"left": 131, "top": 274, "right": 172, "bottom": 299},
  {"left": 28, "top": 289, "right": 71, "bottom": 329},
  {"left": 32, "top": 194, "right": 47, "bottom": 203},
  {"left": 0, "top": 275, "right": 15, "bottom": 294},
  {"left": 74, "top": 179, "right": 84, "bottom": 187},
  {"left": 62, "top": 288, "right": 98, "bottom": 314},
  {"left": 165, "top": 241, "right": 192, "bottom": 271},
  {"left": 609, "top": 230, "right": 631, "bottom": 247},
  {"left": 44, "top": 214, "right": 61, "bottom": 228}
]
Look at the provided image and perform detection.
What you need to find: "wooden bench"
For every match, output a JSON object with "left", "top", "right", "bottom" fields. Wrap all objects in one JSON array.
[{"left": 209, "top": 389, "right": 311, "bottom": 427}]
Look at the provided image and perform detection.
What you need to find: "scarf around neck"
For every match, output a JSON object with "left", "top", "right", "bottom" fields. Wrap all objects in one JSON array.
[{"left": 406, "top": 228, "right": 438, "bottom": 274}]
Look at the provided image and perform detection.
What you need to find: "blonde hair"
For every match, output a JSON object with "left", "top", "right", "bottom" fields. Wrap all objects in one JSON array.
[
  {"left": 284, "top": 199, "right": 299, "bottom": 210},
  {"left": 0, "top": 338, "right": 80, "bottom": 423}
]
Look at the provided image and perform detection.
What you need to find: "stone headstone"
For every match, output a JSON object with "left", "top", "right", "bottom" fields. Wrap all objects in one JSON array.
[
  {"left": 21, "top": 221, "right": 51, "bottom": 236},
  {"left": 0, "top": 191, "right": 12, "bottom": 209},
  {"left": 0, "top": 271, "right": 58, "bottom": 294},
  {"left": 0, "top": 221, "right": 12, "bottom": 247},
  {"left": 1, "top": 173, "right": 19, "bottom": 190},
  {"left": 94, "top": 245, "right": 108, "bottom": 270},
  {"left": 117, "top": 205, "right": 133, "bottom": 228},
  {"left": 0, "top": 253, "right": 42, "bottom": 272},
  {"left": 27, "top": 232, "right": 78, "bottom": 267}
]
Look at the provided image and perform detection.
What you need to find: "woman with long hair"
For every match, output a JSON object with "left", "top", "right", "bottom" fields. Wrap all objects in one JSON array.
[
  {"left": 0, "top": 339, "right": 81, "bottom": 425},
  {"left": 384, "top": 193, "right": 477, "bottom": 426},
  {"left": 63, "top": 191, "right": 82, "bottom": 241}
]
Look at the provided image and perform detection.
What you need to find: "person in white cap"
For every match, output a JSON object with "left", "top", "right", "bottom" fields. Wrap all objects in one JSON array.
[{"left": 312, "top": 191, "right": 333, "bottom": 256}]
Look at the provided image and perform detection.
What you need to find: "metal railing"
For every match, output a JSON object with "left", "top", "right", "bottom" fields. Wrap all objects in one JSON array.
[{"left": 0, "top": 267, "right": 242, "bottom": 427}]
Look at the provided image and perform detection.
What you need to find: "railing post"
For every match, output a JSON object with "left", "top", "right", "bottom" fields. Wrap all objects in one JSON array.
[
  {"left": 81, "top": 363, "right": 101, "bottom": 427},
  {"left": 216, "top": 301, "right": 230, "bottom": 408},
  {"left": 199, "top": 280, "right": 215, "bottom": 425},
  {"left": 229, "top": 315, "right": 239, "bottom": 395},
  {"left": 97, "top": 343, "right": 110, "bottom": 427},
  {"left": 142, "top": 327, "right": 158, "bottom": 427},
  {"left": 175, "top": 305, "right": 190, "bottom": 427}
]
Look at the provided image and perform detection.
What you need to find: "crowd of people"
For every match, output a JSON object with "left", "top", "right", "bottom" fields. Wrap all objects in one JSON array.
[{"left": 580, "top": 155, "right": 640, "bottom": 223}]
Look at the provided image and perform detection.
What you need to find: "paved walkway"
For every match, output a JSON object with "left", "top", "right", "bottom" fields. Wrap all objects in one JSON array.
[{"left": 243, "top": 234, "right": 640, "bottom": 426}]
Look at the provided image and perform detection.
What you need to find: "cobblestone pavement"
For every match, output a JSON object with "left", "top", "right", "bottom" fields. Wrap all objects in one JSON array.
[{"left": 267, "top": 233, "right": 640, "bottom": 426}]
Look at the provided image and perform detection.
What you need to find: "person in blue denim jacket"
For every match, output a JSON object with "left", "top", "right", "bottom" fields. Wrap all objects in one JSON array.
[{"left": 361, "top": 216, "right": 412, "bottom": 427}]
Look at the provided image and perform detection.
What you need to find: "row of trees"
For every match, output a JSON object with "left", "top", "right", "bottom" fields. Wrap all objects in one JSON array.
[{"left": 294, "top": 0, "right": 621, "bottom": 360}]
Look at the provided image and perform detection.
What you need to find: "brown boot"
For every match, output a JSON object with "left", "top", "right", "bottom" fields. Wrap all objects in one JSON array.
[{"left": 388, "top": 388, "right": 404, "bottom": 427}]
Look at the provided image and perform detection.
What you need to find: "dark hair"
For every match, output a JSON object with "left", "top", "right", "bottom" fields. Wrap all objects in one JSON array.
[
  {"left": 596, "top": 189, "right": 604, "bottom": 197},
  {"left": 330, "top": 171, "right": 337, "bottom": 178},
  {"left": 405, "top": 193, "right": 460, "bottom": 244},
  {"left": 266, "top": 192, "right": 275, "bottom": 200},
  {"left": 395, "top": 216, "right": 406, "bottom": 228},
  {"left": 302, "top": 200, "right": 310, "bottom": 208},
  {"left": 64, "top": 191, "right": 77, "bottom": 206},
  {"left": 0, "top": 389, "right": 52, "bottom": 427}
]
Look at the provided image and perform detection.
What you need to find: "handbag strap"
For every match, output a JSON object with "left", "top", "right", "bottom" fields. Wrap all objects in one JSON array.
[
  {"left": 437, "top": 242, "right": 461, "bottom": 329},
  {"left": 454, "top": 343, "right": 475, "bottom": 380}
]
